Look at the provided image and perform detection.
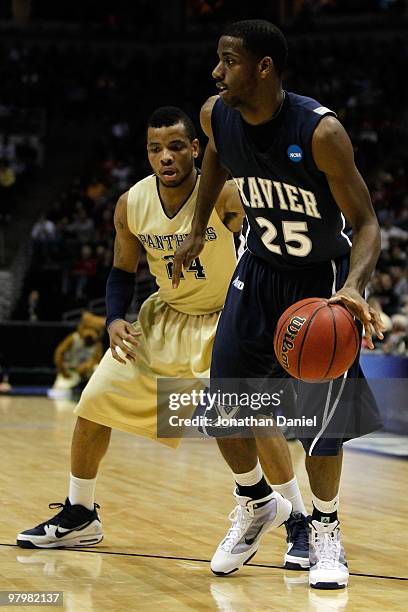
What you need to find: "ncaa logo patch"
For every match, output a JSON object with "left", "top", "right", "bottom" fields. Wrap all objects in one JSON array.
[{"left": 287, "top": 144, "right": 303, "bottom": 163}]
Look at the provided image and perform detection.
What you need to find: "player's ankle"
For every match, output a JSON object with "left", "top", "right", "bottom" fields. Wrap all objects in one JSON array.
[
  {"left": 236, "top": 476, "right": 272, "bottom": 500},
  {"left": 311, "top": 506, "right": 338, "bottom": 523},
  {"left": 311, "top": 493, "right": 339, "bottom": 523},
  {"left": 233, "top": 460, "right": 272, "bottom": 500}
]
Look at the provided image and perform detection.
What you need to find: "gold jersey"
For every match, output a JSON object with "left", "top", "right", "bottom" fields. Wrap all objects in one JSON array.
[{"left": 127, "top": 174, "right": 237, "bottom": 315}]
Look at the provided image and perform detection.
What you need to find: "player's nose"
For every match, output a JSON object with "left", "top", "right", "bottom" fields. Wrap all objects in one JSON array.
[
  {"left": 160, "top": 149, "right": 174, "bottom": 164},
  {"left": 212, "top": 61, "right": 224, "bottom": 80}
]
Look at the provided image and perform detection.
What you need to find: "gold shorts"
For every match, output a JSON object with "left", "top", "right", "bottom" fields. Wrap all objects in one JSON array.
[{"left": 74, "top": 292, "right": 220, "bottom": 448}]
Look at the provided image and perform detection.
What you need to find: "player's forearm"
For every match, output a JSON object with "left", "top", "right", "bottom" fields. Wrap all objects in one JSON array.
[
  {"left": 105, "top": 267, "right": 135, "bottom": 329},
  {"left": 191, "top": 144, "right": 228, "bottom": 235},
  {"left": 343, "top": 220, "right": 380, "bottom": 294},
  {"left": 54, "top": 352, "right": 65, "bottom": 371}
]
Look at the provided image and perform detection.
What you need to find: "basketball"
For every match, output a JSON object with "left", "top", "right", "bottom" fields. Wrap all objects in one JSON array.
[{"left": 274, "top": 298, "right": 360, "bottom": 382}]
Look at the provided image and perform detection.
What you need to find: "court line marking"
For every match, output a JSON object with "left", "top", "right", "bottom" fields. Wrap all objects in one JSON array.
[{"left": 1, "top": 543, "right": 407, "bottom": 582}]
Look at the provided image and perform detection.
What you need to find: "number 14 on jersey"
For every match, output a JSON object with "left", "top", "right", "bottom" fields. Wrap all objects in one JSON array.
[{"left": 164, "top": 255, "right": 206, "bottom": 280}]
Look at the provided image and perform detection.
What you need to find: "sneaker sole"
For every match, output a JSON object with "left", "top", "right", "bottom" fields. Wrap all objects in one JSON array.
[
  {"left": 310, "top": 581, "right": 347, "bottom": 590},
  {"left": 16, "top": 535, "right": 103, "bottom": 549},
  {"left": 211, "top": 549, "right": 258, "bottom": 577},
  {"left": 284, "top": 559, "right": 310, "bottom": 570}
]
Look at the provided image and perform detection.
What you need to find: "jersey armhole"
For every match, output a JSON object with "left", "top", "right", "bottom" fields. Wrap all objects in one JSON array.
[
  {"left": 213, "top": 203, "right": 236, "bottom": 235},
  {"left": 126, "top": 183, "right": 137, "bottom": 235}
]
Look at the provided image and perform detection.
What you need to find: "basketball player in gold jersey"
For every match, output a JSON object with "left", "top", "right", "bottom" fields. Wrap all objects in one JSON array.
[{"left": 16, "top": 107, "right": 306, "bottom": 565}]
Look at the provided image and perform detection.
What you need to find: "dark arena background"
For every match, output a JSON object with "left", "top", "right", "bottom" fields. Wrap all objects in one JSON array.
[{"left": 0, "top": 1, "right": 407, "bottom": 610}]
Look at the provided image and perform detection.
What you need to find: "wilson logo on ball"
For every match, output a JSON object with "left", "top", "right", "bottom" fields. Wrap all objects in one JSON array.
[
  {"left": 274, "top": 297, "right": 360, "bottom": 382},
  {"left": 280, "top": 316, "right": 307, "bottom": 369}
]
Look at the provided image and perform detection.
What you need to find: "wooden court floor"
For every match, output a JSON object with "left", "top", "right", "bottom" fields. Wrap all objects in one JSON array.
[{"left": 0, "top": 396, "right": 407, "bottom": 611}]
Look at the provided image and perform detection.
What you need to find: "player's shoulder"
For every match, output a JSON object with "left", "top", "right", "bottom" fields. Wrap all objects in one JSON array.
[
  {"left": 219, "top": 179, "right": 239, "bottom": 200},
  {"left": 127, "top": 174, "right": 156, "bottom": 202},
  {"left": 203, "top": 96, "right": 239, "bottom": 140},
  {"left": 201, "top": 95, "right": 219, "bottom": 113},
  {"left": 287, "top": 91, "right": 336, "bottom": 118},
  {"left": 200, "top": 96, "right": 220, "bottom": 137},
  {"left": 129, "top": 174, "right": 156, "bottom": 191}
]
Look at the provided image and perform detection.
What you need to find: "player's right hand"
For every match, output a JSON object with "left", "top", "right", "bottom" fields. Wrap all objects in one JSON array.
[
  {"left": 329, "top": 288, "right": 385, "bottom": 350},
  {"left": 172, "top": 233, "right": 205, "bottom": 288},
  {"left": 108, "top": 319, "right": 141, "bottom": 365}
]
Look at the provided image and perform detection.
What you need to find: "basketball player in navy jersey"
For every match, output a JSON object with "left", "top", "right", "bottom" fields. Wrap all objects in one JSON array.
[{"left": 173, "top": 20, "right": 385, "bottom": 589}]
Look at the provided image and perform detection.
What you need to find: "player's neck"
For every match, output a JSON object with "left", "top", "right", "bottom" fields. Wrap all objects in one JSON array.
[
  {"left": 240, "top": 87, "right": 284, "bottom": 126},
  {"left": 158, "top": 168, "right": 198, "bottom": 215}
]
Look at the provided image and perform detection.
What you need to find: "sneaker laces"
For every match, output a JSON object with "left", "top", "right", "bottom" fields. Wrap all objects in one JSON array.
[
  {"left": 287, "top": 514, "right": 309, "bottom": 548},
  {"left": 48, "top": 502, "right": 100, "bottom": 511},
  {"left": 32, "top": 502, "right": 68, "bottom": 528},
  {"left": 313, "top": 530, "right": 341, "bottom": 569},
  {"left": 220, "top": 505, "right": 252, "bottom": 552},
  {"left": 34, "top": 501, "right": 100, "bottom": 529}
]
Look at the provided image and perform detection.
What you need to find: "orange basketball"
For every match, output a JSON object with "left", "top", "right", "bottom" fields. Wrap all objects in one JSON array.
[{"left": 273, "top": 298, "right": 360, "bottom": 382}]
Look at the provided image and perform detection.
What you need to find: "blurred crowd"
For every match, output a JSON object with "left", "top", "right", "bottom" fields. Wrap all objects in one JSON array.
[
  {"left": 16, "top": 123, "right": 135, "bottom": 319},
  {"left": 0, "top": 132, "right": 39, "bottom": 223},
  {"left": 1, "top": 0, "right": 402, "bottom": 26},
  {"left": 14, "top": 117, "right": 156, "bottom": 320},
  {"left": 1, "top": 23, "right": 406, "bottom": 354}
]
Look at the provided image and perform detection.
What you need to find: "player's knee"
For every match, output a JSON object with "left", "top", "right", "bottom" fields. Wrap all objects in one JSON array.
[{"left": 75, "top": 415, "right": 110, "bottom": 437}]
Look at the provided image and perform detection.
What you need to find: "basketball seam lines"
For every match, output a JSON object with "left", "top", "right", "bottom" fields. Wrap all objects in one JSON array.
[
  {"left": 297, "top": 303, "right": 327, "bottom": 381},
  {"left": 274, "top": 298, "right": 321, "bottom": 363}
]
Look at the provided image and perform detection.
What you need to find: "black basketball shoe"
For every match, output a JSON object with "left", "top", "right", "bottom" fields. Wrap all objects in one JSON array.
[
  {"left": 284, "top": 512, "right": 310, "bottom": 570},
  {"left": 17, "top": 498, "right": 103, "bottom": 549}
]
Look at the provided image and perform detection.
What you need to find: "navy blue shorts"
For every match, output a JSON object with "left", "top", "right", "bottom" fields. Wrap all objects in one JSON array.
[{"left": 209, "top": 250, "right": 382, "bottom": 456}]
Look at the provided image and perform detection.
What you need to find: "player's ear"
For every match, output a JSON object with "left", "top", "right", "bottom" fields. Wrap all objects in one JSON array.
[
  {"left": 259, "top": 56, "right": 273, "bottom": 79},
  {"left": 191, "top": 138, "right": 200, "bottom": 159}
]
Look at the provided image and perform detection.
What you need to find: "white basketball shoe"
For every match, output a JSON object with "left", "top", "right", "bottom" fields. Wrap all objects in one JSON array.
[
  {"left": 309, "top": 519, "right": 349, "bottom": 589},
  {"left": 211, "top": 489, "right": 292, "bottom": 575}
]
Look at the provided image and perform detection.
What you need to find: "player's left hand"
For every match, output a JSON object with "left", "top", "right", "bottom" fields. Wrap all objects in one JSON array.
[{"left": 328, "top": 288, "right": 385, "bottom": 350}]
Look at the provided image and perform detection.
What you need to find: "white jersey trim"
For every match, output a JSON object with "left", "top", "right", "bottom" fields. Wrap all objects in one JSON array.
[
  {"left": 237, "top": 221, "right": 250, "bottom": 262},
  {"left": 313, "top": 106, "right": 335, "bottom": 116}
]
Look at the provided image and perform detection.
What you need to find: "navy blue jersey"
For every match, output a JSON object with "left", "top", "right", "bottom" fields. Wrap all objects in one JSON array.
[{"left": 211, "top": 92, "right": 352, "bottom": 270}]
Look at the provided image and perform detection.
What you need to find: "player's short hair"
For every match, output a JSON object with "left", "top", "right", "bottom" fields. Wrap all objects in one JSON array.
[
  {"left": 222, "top": 19, "right": 288, "bottom": 77},
  {"left": 147, "top": 106, "right": 197, "bottom": 141}
]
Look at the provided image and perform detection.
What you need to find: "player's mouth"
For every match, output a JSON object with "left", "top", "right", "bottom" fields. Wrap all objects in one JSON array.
[
  {"left": 160, "top": 169, "right": 178, "bottom": 182},
  {"left": 216, "top": 83, "right": 228, "bottom": 96}
]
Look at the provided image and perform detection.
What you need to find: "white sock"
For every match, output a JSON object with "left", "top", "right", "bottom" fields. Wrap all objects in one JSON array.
[
  {"left": 270, "top": 476, "right": 307, "bottom": 515},
  {"left": 312, "top": 493, "right": 339, "bottom": 515},
  {"left": 233, "top": 459, "right": 263, "bottom": 487},
  {"left": 69, "top": 473, "right": 97, "bottom": 511}
]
